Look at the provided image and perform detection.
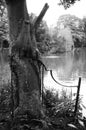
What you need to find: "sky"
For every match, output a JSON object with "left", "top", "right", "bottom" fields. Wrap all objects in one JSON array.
[{"left": 26, "top": 0, "right": 86, "bottom": 27}]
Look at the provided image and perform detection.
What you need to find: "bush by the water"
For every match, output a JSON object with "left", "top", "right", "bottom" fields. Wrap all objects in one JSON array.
[
  {"left": 0, "top": 85, "right": 86, "bottom": 130},
  {"left": 43, "top": 89, "right": 86, "bottom": 130}
]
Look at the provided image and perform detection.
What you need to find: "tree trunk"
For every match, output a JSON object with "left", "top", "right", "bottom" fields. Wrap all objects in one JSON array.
[{"left": 5, "top": 0, "right": 43, "bottom": 118}]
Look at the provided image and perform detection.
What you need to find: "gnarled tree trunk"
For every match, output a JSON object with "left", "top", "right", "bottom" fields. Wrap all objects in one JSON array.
[{"left": 5, "top": 0, "right": 49, "bottom": 118}]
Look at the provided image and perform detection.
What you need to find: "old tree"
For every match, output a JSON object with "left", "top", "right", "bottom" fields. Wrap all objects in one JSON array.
[
  {"left": 3, "top": 0, "right": 80, "bottom": 120},
  {"left": 4, "top": 0, "right": 49, "bottom": 118}
]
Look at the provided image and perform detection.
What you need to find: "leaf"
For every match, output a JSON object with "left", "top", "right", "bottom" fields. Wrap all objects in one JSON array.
[
  {"left": 67, "top": 123, "right": 77, "bottom": 129},
  {"left": 81, "top": 104, "right": 86, "bottom": 109},
  {"left": 78, "top": 119, "right": 85, "bottom": 127}
]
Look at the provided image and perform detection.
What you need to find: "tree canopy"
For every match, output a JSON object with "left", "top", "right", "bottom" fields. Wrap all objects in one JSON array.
[
  {"left": 57, "top": 14, "right": 86, "bottom": 47},
  {"left": 59, "top": 0, "right": 80, "bottom": 9}
]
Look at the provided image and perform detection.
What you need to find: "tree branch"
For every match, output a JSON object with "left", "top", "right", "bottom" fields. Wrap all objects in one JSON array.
[{"left": 34, "top": 3, "right": 49, "bottom": 29}]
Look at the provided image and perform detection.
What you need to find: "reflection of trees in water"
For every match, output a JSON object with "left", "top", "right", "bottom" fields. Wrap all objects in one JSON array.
[
  {"left": 74, "top": 49, "right": 80, "bottom": 61},
  {"left": 56, "top": 52, "right": 74, "bottom": 80},
  {"left": 74, "top": 48, "right": 86, "bottom": 62},
  {"left": 73, "top": 48, "right": 86, "bottom": 77},
  {"left": 43, "top": 48, "right": 86, "bottom": 82}
]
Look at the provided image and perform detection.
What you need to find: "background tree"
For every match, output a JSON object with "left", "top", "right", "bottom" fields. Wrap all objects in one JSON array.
[
  {"left": 29, "top": 13, "right": 51, "bottom": 54},
  {"left": 57, "top": 14, "right": 86, "bottom": 47},
  {"left": 0, "top": 0, "right": 9, "bottom": 47},
  {"left": 82, "top": 17, "right": 86, "bottom": 41}
]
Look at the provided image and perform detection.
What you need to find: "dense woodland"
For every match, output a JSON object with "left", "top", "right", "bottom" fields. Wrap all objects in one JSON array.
[{"left": 0, "top": 0, "right": 86, "bottom": 130}]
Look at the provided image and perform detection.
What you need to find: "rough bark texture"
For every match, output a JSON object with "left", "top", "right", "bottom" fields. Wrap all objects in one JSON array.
[{"left": 5, "top": 0, "right": 42, "bottom": 118}]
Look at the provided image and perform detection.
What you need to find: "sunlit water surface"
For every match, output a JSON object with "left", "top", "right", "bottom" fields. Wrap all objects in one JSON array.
[{"left": 42, "top": 48, "right": 86, "bottom": 117}]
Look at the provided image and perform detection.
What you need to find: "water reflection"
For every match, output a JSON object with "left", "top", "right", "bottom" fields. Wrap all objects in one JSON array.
[
  {"left": 42, "top": 48, "right": 86, "bottom": 117},
  {"left": 43, "top": 48, "right": 86, "bottom": 80}
]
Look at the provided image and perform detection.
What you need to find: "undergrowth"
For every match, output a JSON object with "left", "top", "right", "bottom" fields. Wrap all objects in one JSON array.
[{"left": 0, "top": 84, "right": 86, "bottom": 130}]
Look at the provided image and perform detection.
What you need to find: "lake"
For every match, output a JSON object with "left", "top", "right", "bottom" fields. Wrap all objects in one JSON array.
[
  {"left": 0, "top": 48, "right": 86, "bottom": 116},
  {"left": 42, "top": 48, "right": 86, "bottom": 117}
]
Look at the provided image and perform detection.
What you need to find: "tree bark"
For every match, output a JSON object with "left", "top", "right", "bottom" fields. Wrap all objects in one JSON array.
[{"left": 5, "top": 0, "right": 48, "bottom": 118}]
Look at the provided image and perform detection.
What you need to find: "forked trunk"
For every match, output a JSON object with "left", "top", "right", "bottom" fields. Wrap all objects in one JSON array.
[{"left": 5, "top": 0, "right": 42, "bottom": 117}]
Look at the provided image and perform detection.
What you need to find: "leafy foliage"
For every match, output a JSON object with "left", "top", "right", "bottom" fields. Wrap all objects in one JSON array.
[
  {"left": 58, "top": 0, "right": 80, "bottom": 9},
  {"left": 43, "top": 89, "right": 86, "bottom": 130},
  {"left": 83, "top": 17, "right": 86, "bottom": 34},
  {"left": 57, "top": 14, "right": 86, "bottom": 47},
  {"left": 43, "top": 89, "right": 76, "bottom": 117},
  {"left": 0, "top": 83, "right": 11, "bottom": 121},
  {"left": 29, "top": 13, "right": 51, "bottom": 54},
  {"left": 0, "top": 0, "right": 9, "bottom": 42},
  {"left": 0, "top": 0, "right": 5, "bottom": 15}
]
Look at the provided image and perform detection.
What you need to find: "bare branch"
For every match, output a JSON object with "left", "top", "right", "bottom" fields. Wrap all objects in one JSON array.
[{"left": 34, "top": 3, "right": 49, "bottom": 29}]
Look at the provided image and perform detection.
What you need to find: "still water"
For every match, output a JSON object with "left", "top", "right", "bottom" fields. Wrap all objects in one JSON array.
[{"left": 42, "top": 48, "right": 86, "bottom": 117}]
